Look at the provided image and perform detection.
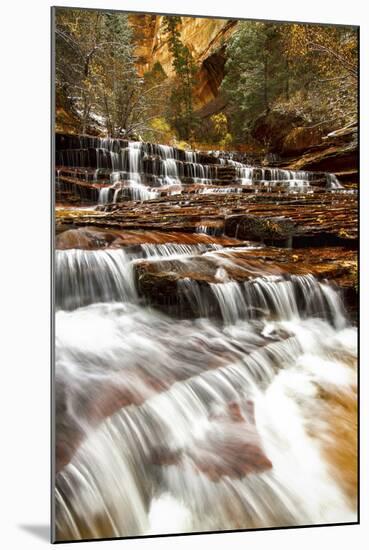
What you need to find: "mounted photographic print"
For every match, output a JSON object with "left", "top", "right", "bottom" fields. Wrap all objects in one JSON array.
[{"left": 52, "top": 6, "right": 359, "bottom": 543}]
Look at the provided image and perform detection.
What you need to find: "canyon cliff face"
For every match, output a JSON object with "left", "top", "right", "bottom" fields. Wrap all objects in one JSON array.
[
  {"left": 129, "top": 15, "right": 238, "bottom": 109},
  {"left": 55, "top": 14, "right": 357, "bottom": 182}
]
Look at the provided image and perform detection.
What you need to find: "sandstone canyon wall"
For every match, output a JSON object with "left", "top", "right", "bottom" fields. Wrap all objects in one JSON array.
[{"left": 129, "top": 15, "right": 238, "bottom": 109}]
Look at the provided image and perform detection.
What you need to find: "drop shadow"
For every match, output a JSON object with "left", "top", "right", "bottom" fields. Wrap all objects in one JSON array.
[{"left": 18, "top": 524, "right": 50, "bottom": 542}]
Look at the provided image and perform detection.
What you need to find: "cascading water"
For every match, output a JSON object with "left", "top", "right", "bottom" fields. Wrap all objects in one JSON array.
[
  {"left": 55, "top": 131, "right": 355, "bottom": 542},
  {"left": 140, "top": 242, "right": 223, "bottom": 258},
  {"left": 56, "top": 136, "right": 343, "bottom": 207},
  {"left": 195, "top": 224, "right": 223, "bottom": 236},
  {"left": 98, "top": 187, "right": 111, "bottom": 205},
  {"left": 226, "top": 161, "right": 315, "bottom": 188},
  {"left": 55, "top": 238, "right": 357, "bottom": 541},
  {"left": 326, "top": 173, "right": 343, "bottom": 189},
  {"left": 55, "top": 248, "right": 137, "bottom": 310}
]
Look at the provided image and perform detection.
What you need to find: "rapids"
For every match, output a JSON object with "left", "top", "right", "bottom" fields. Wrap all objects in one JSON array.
[{"left": 54, "top": 239, "right": 357, "bottom": 541}]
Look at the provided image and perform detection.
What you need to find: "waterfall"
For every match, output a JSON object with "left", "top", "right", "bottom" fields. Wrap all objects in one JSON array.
[
  {"left": 113, "top": 187, "right": 121, "bottom": 203},
  {"left": 55, "top": 132, "right": 356, "bottom": 541},
  {"left": 55, "top": 249, "right": 137, "bottom": 310},
  {"left": 225, "top": 161, "right": 314, "bottom": 187},
  {"left": 116, "top": 182, "right": 158, "bottom": 202},
  {"left": 140, "top": 243, "right": 222, "bottom": 258},
  {"left": 127, "top": 141, "right": 142, "bottom": 174},
  {"left": 158, "top": 144, "right": 177, "bottom": 160},
  {"left": 162, "top": 157, "right": 180, "bottom": 186},
  {"left": 56, "top": 136, "right": 345, "bottom": 205},
  {"left": 195, "top": 224, "right": 223, "bottom": 236},
  {"left": 185, "top": 150, "right": 198, "bottom": 163},
  {"left": 98, "top": 187, "right": 111, "bottom": 205},
  {"left": 326, "top": 173, "right": 343, "bottom": 188},
  {"left": 55, "top": 232, "right": 356, "bottom": 541},
  {"left": 237, "top": 166, "right": 253, "bottom": 184},
  {"left": 55, "top": 244, "right": 223, "bottom": 311},
  {"left": 55, "top": 299, "right": 356, "bottom": 540},
  {"left": 178, "top": 273, "right": 346, "bottom": 328}
]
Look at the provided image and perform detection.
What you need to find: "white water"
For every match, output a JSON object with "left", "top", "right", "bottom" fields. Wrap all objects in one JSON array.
[
  {"left": 55, "top": 242, "right": 357, "bottom": 541},
  {"left": 326, "top": 173, "right": 343, "bottom": 189},
  {"left": 98, "top": 187, "right": 111, "bottom": 205},
  {"left": 225, "top": 162, "right": 317, "bottom": 188},
  {"left": 195, "top": 224, "right": 222, "bottom": 236},
  {"left": 55, "top": 249, "right": 137, "bottom": 310},
  {"left": 57, "top": 138, "right": 342, "bottom": 205},
  {"left": 140, "top": 242, "right": 223, "bottom": 259}
]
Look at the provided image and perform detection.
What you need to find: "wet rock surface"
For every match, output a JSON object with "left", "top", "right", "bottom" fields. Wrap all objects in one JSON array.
[
  {"left": 283, "top": 124, "right": 358, "bottom": 184},
  {"left": 134, "top": 245, "right": 357, "bottom": 318},
  {"left": 56, "top": 190, "right": 357, "bottom": 245},
  {"left": 151, "top": 401, "right": 273, "bottom": 480},
  {"left": 55, "top": 227, "right": 242, "bottom": 249},
  {"left": 55, "top": 183, "right": 358, "bottom": 320},
  {"left": 54, "top": 134, "right": 358, "bottom": 538}
]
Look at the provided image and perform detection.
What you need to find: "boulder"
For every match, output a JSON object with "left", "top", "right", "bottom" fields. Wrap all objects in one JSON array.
[
  {"left": 282, "top": 126, "right": 324, "bottom": 155},
  {"left": 225, "top": 214, "right": 296, "bottom": 244},
  {"left": 251, "top": 109, "right": 306, "bottom": 152}
]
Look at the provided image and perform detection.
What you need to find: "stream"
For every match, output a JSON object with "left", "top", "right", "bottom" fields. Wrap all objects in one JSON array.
[{"left": 54, "top": 137, "right": 357, "bottom": 541}]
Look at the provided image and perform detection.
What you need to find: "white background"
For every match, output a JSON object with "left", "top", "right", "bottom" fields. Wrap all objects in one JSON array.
[{"left": 0, "top": 0, "right": 367, "bottom": 548}]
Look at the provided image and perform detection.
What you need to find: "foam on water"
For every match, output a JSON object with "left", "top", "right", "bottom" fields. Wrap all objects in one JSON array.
[{"left": 54, "top": 238, "right": 356, "bottom": 541}]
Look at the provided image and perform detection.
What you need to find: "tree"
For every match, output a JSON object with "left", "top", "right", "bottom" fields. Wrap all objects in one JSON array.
[
  {"left": 140, "top": 62, "right": 172, "bottom": 141},
  {"left": 162, "top": 16, "right": 199, "bottom": 140},
  {"left": 95, "top": 13, "right": 140, "bottom": 137},
  {"left": 55, "top": 8, "right": 107, "bottom": 133},
  {"left": 221, "top": 22, "right": 289, "bottom": 143},
  {"left": 281, "top": 23, "right": 358, "bottom": 128},
  {"left": 221, "top": 21, "right": 358, "bottom": 146},
  {"left": 55, "top": 8, "right": 169, "bottom": 137}
]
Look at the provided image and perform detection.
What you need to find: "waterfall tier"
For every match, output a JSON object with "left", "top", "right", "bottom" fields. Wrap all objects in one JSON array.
[
  {"left": 55, "top": 133, "right": 343, "bottom": 206},
  {"left": 54, "top": 133, "right": 357, "bottom": 542},
  {"left": 54, "top": 237, "right": 357, "bottom": 540}
]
